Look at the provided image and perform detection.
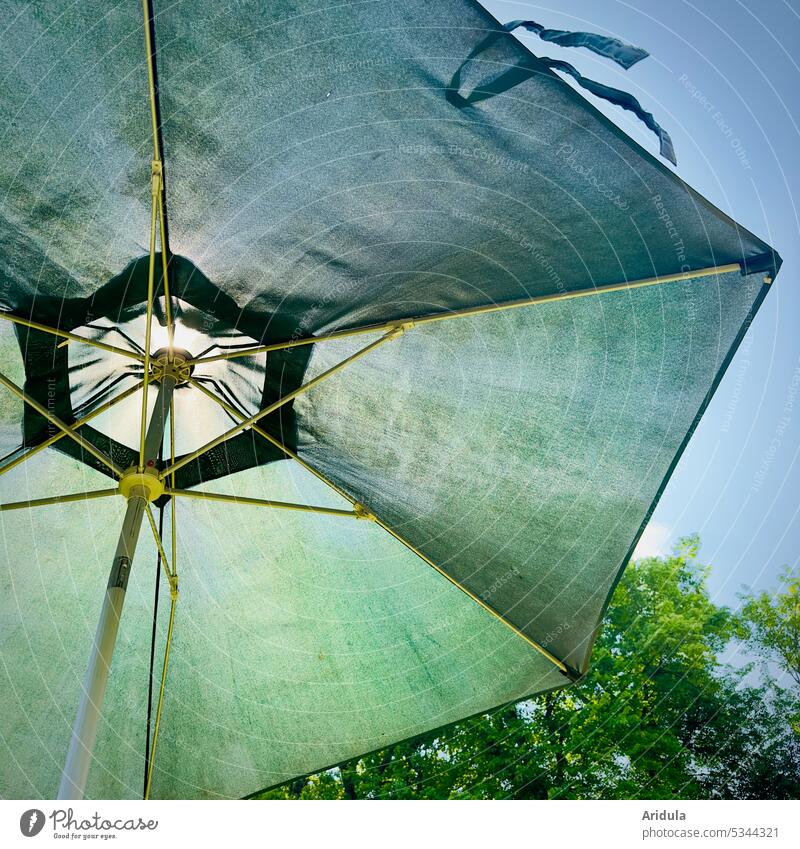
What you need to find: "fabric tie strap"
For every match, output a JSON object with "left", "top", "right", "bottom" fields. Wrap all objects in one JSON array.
[
  {"left": 504, "top": 19, "right": 649, "bottom": 70},
  {"left": 540, "top": 57, "right": 677, "bottom": 164},
  {"left": 446, "top": 20, "right": 677, "bottom": 165}
]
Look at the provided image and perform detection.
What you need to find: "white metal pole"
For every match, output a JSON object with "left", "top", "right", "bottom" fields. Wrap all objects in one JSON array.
[{"left": 58, "top": 374, "right": 177, "bottom": 800}]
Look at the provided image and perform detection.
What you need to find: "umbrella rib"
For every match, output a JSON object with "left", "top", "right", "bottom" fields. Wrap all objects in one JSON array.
[
  {"left": 159, "top": 326, "right": 406, "bottom": 480},
  {"left": 0, "top": 311, "right": 145, "bottom": 362},
  {"left": 142, "top": 389, "right": 178, "bottom": 802},
  {"left": 164, "top": 487, "right": 364, "bottom": 518},
  {"left": 145, "top": 505, "right": 177, "bottom": 593},
  {"left": 157, "top": 190, "right": 174, "bottom": 350},
  {"left": 169, "top": 394, "right": 176, "bottom": 593},
  {"left": 368, "top": 517, "right": 579, "bottom": 679},
  {"left": 142, "top": 393, "right": 179, "bottom": 802},
  {"left": 139, "top": 0, "right": 176, "bottom": 467},
  {"left": 139, "top": 167, "right": 160, "bottom": 470},
  {"left": 184, "top": 377, "right": 578, "bottom": 679},
  {"left": 143, "top": 502, "right": 178, "bottom": 801},
  {"left": 187, "top": 374, "right": 328, "bottom": 460},
  {"left": 0, "top": 379, "right": 144, "bottom": 479},
  {"left": 0, "top": 489, "right": 118, "bottom": 511},
  {"left": 141, "top": 0, "right": 174, "bottom": 349},
  {"left": 185, "top": 261, "right": 743, "bottom": 366},
  {"left": 0, "top": 370, "right": 124, "bottom": 477}
]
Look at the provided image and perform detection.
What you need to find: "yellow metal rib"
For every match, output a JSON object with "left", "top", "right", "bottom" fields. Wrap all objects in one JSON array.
[
  {"left": 367, "top": 516, "right": 573, "bottom": 676},
  {"left": 139, "top": 0, "right": 175, "bottom": 463},
  {"left": 0, "top": 371, "right": 123, "bottom": 476},
  {"left": 141, "top": 0, "right": 178, "bottom": 802},
  {"left": 140, "top": 0, "right": 173, "bottom": 350},
  {"left": 160, "top": 326, "right": 405, "bottom": 480},
  {"left": 144, "top": 592, "right": 175, "bottom": 800},
  {"left": 0, "top": 312, "right": 144, "bottom": 362},
  {"left": 0, "top": 380, "right": 144, "bottom": 479},
  {"left": 142, "top": 504, "right": 178, "bottom": 800},
  {"left": 186, "top": 379, "right": 574, "bottom": 676},
  {"left": 187, "top": 375, "right": 314, "bottom": 460},
  {"left": 139, "top": 165, "right": 160, "bottom": 470},
  {"left": 169, "top": 396, "right": 176, "bottom": 584},
  {"left": 145, "top": 505, "right": 177, "bottom": 593},
  {"left": 141, "top": 0, "right": 160, "bottom": 160},
  {"left": 0, "top": 489, "right": 117, "bottom": 512},
  {"left": 186, "top": 262, "right": 742, "bottom": 366},
  {"left": 157, "top": 195, "right": 174, "bottom": 351},
  {"left": 165, "top": 487, "right": 362, "bottom": 518}
]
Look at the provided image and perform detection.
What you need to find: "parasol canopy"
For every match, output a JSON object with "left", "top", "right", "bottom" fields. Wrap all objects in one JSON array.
[{"left": 0, "top": 0, "right": 781, "bottom": 799}]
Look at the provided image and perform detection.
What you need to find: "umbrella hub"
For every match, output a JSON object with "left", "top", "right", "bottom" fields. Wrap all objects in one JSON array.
[
  {"left": 117, "top": 467, "right": 165, "bottom": 502},
  {"left": 149, "top": 348, "right": 194, "bottom": 386}
]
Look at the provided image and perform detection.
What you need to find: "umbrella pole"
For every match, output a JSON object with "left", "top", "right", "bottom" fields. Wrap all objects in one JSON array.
[{"left": 57, "top": 372, "right": 177, "bottom": 800}]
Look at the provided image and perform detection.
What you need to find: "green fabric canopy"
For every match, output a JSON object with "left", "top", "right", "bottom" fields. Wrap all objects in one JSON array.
[{"left": 0, "top": 0, "right": 781, "bottom": 799}]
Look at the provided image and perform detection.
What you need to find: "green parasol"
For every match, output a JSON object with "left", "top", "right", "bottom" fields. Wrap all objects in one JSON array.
[{"left": 0, "top": 0, "right": 781, "bottom": 799}]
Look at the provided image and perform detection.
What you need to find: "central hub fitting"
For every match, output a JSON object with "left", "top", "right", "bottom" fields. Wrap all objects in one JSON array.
[
  {"left": 118, "top": 467, "right": 164, "bottom": 502},
  {"left": 149, "top": 347, "right": 194, "bottom": 386}
]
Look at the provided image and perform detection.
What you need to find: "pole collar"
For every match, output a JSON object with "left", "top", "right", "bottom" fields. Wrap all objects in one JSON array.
[{"left": 118, "top": 467, "right": 165, "bottom": 502}]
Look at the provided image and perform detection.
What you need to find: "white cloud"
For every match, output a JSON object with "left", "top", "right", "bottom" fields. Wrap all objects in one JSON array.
[{"left": 632, "top": 521, "right": 672, "bottom": 560}]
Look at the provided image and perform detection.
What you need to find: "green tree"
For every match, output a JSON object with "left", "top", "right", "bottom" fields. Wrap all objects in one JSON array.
[
  {"left": 259, "top": 539, "right": 800, "bottom": 800},
  {"left": 739, "top": 566, "right": 800, "bottom": 690}
]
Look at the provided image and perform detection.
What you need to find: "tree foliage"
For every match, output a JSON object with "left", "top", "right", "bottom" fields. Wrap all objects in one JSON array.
[
  {"left": 258, "top": 538, "right": 800, "bottom": 799},
  {"left": 739, "top": 566, "right": 800, "bottom": 690}
]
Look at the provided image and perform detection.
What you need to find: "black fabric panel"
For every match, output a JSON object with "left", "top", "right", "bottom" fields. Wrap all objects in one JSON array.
[{"left": 13, "top": 256, "right": 310, "bottom": 488}]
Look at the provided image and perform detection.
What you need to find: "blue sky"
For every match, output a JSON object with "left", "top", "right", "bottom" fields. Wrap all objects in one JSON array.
[{"left": 483, "top": 0, "right": 800, "bottom": 606}]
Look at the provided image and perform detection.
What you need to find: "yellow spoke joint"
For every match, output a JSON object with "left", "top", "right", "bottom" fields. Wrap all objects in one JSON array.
[
  {"left": 151, "top": 159, "right": 163, "bottom": 196},
  {"left": 388, "top": 320, "right": 415, "bottom": 338},
  {"left": 353, "top": 503, "right": 375, "bottom": 520}
]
